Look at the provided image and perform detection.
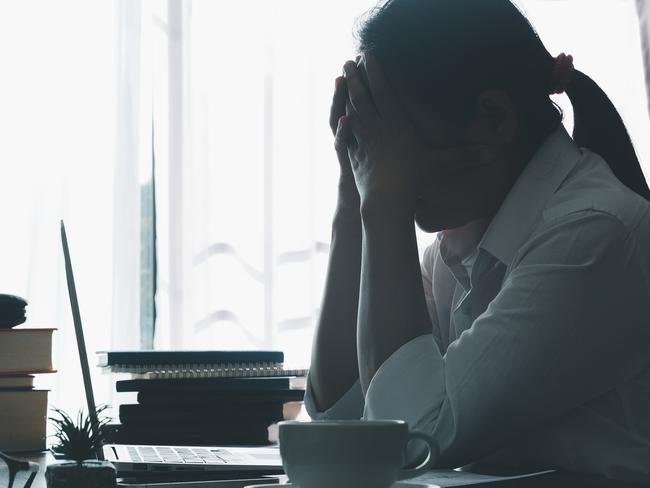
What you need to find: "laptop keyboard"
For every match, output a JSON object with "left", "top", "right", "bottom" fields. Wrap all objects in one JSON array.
[{"left": 127, "top": 446, "right": 229, "bottom": 464}]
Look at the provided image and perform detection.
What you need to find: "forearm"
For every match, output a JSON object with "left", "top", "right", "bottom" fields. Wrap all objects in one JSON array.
[
  {"left": 309, "top": 207, "right": 362, "bottom": 411},
  {"left": 357, "top": 209, "right": 431, "bottom": 394}
]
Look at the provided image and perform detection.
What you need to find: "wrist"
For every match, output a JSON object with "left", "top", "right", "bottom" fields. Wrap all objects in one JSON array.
[
  {"left": 335, "top": 187, "right": 361, "bottom": 224},
  {"left": 360, "top": 193, "right": 415, "bottom": 223},
  {"left": 333, "top": 204, "right": 361, "bottom": 227},
  {"left": 337, "top": 178, "right": 360, "bottom": 209}
]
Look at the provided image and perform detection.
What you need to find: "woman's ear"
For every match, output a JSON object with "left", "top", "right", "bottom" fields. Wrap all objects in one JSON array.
[{"left": 471, "top": 89, "right": 518, "bottom": 146}]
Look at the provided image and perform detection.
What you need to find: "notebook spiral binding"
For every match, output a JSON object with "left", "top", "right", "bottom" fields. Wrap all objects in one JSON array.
[{"left": 105, "top": 361, "right": 308, "bottom": 379}]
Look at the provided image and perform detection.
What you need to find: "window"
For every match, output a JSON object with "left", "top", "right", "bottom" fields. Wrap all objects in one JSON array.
[{"left": 146, "top": 0, "right": 389, "bottom": 367}]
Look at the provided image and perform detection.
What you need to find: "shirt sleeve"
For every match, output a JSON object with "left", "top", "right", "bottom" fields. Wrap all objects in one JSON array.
[
  {"left": 303, "top": 374, "right": 364, "bottom": 420},
  {"left": 363, "top": 211, "right": 650, "bottom": 468},
  {"left": 363, "top": 334, "right": 442, "bottom": 462},
  {"left": 304, "top": 240, "right": 443, "bottom": 422}
]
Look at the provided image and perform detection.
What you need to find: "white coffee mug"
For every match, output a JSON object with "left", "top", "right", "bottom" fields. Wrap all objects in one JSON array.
[{"left": 278, "top": 420, "right": 439, "bottom": 488}]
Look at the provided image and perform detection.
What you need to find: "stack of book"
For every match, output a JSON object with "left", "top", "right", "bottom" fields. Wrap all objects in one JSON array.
[
  {"left": 98, "top": 350, "right": 307, "bottom": 446},
  {"left": 0, "top": 328, "right": 55, "bottom": 451}
]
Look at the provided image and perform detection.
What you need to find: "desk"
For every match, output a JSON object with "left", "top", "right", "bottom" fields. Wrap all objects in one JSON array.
[
  {"left": 1, "top": 452, "right": 648, "bottom": 488},
  {"left": 462, "top": 471, "right": 649, "bottom": 487},
  {"left": 0, "top": 452, "right": 283, "bottom": 488}
]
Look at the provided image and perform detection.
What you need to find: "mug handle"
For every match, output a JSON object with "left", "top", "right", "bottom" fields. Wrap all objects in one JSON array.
[{"left": 398, "top": 430, "right": 439, "bottom": 480}]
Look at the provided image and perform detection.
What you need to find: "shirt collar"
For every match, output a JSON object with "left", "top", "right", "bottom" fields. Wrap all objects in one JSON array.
[{"left": 479, "top": 125, "right": 582, "bottom": 266}]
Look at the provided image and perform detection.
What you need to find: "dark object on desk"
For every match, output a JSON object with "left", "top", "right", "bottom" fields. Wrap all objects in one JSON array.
[
  {"left": 112, "top": 421, "right": 274, "bottom": 446},
  {"left": 116, "top": 377, "right": 293, "bottom": 393},
  {"left": 103, "top": 346, "right": 304, "bottom": 447},
  {"left": 116, "top": 381, "right": 304, "bottom": 446},
  {"left": 45, "top": 460, "right": 116, "bottom": 488},
  {"left": 0, "top": 449, "right": 39, "bottom": 488},
  {"left": 49, "top": 405, "right": 111, "bottom": 463},
  {"left": 98, "top": 350, "right": 283, "bottom": 367},
  {"left": 119, "top": 402, "right": 287, "bottom": 425},
  {"left": 136, "top": 389, "right": 305, "bottom": 405},
  {"left": 97, "top": 350, "right": 307, "bottom": 379},
  {"left": 0, "top": 294, "right": 27, "bottom": 329},
  {"left": 98, "top": 350, "right": 283, "bottom": 368}
]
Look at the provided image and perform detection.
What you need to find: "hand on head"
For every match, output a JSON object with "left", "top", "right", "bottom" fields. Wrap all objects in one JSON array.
[
  {"left": 330, "top": 73, "right": 360, "bottom": 213},
  {"left": 338, "top": 53, "right": 496, "bottom": 222}
]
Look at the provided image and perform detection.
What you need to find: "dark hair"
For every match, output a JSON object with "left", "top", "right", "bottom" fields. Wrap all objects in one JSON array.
[{"left": 356, "top": 0, "right": 650, "bottom": 201}]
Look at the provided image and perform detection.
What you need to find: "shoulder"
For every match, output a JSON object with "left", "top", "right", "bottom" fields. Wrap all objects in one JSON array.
[
  {"left": 422, "top": 237, "right": 440, "bottom": 268},
  {"left": 421, "top": 236, "right": 451, "bottom": 281},
  {"left": 517, "top": 150, "right": 650, "bottom": 269},
  {"left": 541, "top": 148, "right": 649, "bottom": 232}
]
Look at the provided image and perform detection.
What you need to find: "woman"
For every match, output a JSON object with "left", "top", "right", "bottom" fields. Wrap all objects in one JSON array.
[{"left": 304, "top": 0, "right": 650, "bottom": 483}]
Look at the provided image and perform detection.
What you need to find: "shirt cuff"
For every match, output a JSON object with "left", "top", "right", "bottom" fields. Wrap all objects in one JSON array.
[
  {"left": 363, "top": 334, "right": 443, "bottom": 431},
  {"left": 304, "top": 374, "right": 365, "bottom": 420}
]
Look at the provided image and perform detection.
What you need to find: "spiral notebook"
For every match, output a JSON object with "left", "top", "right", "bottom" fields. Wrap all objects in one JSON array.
[{"left": 97, "top": 350, "right": 308, "bottom": 379}]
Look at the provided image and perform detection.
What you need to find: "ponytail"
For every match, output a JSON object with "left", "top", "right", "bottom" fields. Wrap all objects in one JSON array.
[{"left": 567, "top": 70, "right": 650, "bottom": 201}]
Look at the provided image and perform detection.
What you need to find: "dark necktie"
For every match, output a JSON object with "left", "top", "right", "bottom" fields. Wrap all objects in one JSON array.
[{"left": 451, "top": 254, "right": 508, "bottom": 341}]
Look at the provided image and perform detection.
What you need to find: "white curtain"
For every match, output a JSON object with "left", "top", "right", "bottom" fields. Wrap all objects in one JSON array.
[
  {"left": 0, "top": 1, "right": 144, "bottom": 417},
  {"left": 519, "top": 0, "right": 650, "bottom": 179},
  {"left": 152, "top": 0, "right": 650, "bottom": 368},
  {"left": 636, "top": 0, "right": 650, "bottom": 128},
  {"left": 152, "top": 0, "right": 395, "bottom": 367}
]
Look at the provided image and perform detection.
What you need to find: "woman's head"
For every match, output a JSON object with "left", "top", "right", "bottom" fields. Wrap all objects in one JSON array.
[{"left": 355, "top": 0, "right": 650, "bottom": 231}]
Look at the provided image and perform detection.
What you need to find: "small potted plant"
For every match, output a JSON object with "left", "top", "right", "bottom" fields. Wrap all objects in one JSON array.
[{"left": 46, "top": 405, "right": 116, "bottom": 488}]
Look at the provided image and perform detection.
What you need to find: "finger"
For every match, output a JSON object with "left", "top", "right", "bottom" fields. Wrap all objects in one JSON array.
[
  {"left": 345, "top": 98, "right": 366, "bottom": 142},
  {"left": 335, "top": 116, "right": 359, "bottom": 167},
  {"left": 343, "top": 60, "right": 379, "bottom": 123},
  {"left": 329, "top": 77, "right": 348, "bottom": 135},
  {"left": 334, "top": 116, "right": 349, "bottom": 157},
  {"left": 364, "top": 52, "right": 401, "bottom": 118}
]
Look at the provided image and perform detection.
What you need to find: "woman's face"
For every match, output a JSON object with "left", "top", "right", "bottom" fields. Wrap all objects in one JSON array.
[
  {"left": 394, "top": 86, "right": 519, "bottom": 233},
  {"left": 354, "top": 56, "right": 521, "bottom": 232}
]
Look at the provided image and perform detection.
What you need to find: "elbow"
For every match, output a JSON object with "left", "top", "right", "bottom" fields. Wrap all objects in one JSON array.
[{"left": 408, "top": 400, "right": 466, "bottom": 469}]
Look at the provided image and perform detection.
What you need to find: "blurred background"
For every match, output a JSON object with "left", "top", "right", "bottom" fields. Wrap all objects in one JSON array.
[{"left": 0, "top": 0, "right": 648, "bottom": 417}]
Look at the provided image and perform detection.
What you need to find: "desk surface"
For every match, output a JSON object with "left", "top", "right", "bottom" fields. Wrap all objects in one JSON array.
[{"left": 1, "top": 451, "right": 647, "bottom": 488}]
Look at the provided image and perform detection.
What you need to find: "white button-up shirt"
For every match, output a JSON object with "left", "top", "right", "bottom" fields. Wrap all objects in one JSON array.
[{"left": 304, "top": 127, "right": 650, "bottom": 483}]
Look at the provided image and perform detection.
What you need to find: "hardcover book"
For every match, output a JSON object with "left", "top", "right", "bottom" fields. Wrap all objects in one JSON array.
[
  {"left": 116, "top": 376, "right": 293, "bottom": 393},
  {"left": 97, "top": 350, "right": 307, "bottom": 378},
  {"left": 0, "top": 389, "right": 48, "bottom": 451},
  {"left": 118, "top": 401, "right": 301, "bottom": 425},
  {"left": 0, "top": 328, "right": 55, "bottom": 374},
  {"left": 136, "top": 388, "right": 306, "bottom": 405}
]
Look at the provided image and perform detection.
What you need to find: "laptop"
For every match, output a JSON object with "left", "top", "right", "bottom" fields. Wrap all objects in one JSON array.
[{"left": 60, "top": 220, "right": 284, "bottom": 475}]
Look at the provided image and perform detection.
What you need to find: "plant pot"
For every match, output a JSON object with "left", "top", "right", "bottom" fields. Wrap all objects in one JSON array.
[{"left": 45, "top": 459, "right": 116, "bottom": 488}]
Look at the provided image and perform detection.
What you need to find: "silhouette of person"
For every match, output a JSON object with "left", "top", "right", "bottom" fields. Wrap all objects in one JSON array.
[{"left": 306, "top": 0, "right": 650, "bottom": 483}]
